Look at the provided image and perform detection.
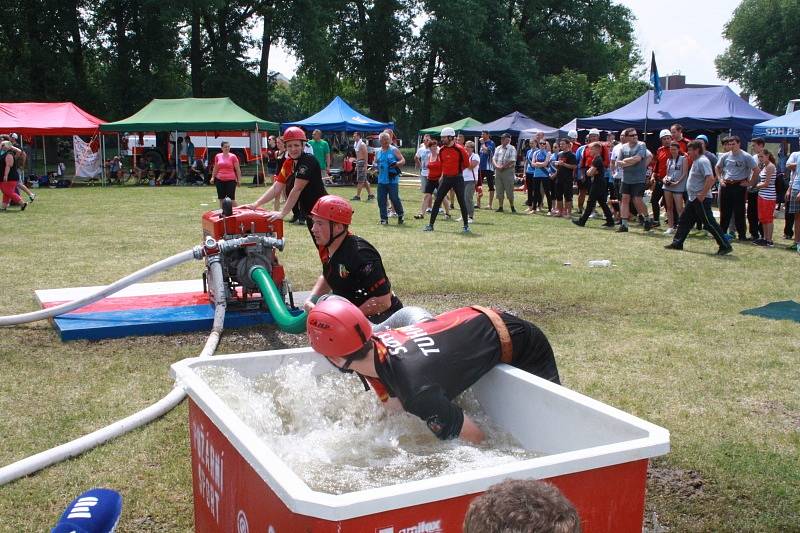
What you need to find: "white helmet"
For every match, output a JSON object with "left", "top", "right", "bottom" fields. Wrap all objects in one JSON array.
[
  {"left": 567, "top": 130, "right": 578, "bottom": 139},
  {"left": 659, "top": 129, "right": 672, "bottom": 139},
  {"left": 10, "top": 133, "right": 18, "bottom": 140},
  {"left": 587, "top": 128, "right": 601, "bottom": 136},
  {"left": 441, "top": 127, "right": 456, "bottom": 137}
]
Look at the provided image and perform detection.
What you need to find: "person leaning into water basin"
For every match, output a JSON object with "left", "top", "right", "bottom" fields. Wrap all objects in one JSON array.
[
  {"left": 304, "top": 195, "right": 403, "bottom": 323},
  {"left": 306, "top": 298, "right": 560, "bottom": 444}
]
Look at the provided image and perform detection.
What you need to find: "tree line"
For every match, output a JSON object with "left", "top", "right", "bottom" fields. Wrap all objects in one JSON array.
[{"left": 4, "top": 1, "right": 788, "bottom": 141}]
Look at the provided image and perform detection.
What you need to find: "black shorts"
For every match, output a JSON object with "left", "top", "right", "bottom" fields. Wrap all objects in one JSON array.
[
  {"left": 479, "top": 170, "right": 495, "bottom": 191},
  {"left": 576, "top": 178, "right": 590, "bottom": 191},
  {"left": 554, "top": 177, "right": 574, "bottom": 202},
  {"left": 621, "top": 182, "right": 646, "bottom": 197},
  {"left": 503, "top": 313, "right": 560, "bottom": 384},
  {"left": 424, "top": 179, "right": 440, "bottom": 195},
  {"left": 367, "top": 294, "right": 404, "bottom": 324},
  {"left": 215, "top": 180, "right": 237, "bottom": 200}
]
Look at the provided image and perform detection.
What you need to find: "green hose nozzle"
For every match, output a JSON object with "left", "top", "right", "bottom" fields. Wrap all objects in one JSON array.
[{"left": 249, "top": 266, "right": 307, "bottom": 334}]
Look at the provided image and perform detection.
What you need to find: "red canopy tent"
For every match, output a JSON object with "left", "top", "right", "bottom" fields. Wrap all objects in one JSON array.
[{"left": 0, "top": 102, "right": 105, "bottom": 135}]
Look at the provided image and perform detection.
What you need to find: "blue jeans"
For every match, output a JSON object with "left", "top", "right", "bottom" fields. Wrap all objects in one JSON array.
[{"left": 377, "top": 182, "right": 404, "bottom": 221}]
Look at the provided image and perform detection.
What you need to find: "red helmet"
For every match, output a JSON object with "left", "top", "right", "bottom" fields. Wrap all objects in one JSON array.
[
  {"left": 307, "top": 298, "right": 372, "bottom": 358},
  {"left": 283, "top": 126, "right": 307, "bottom": 142},
  {"left": 311, "top": 195, "right": 353, "bottom": 225}
]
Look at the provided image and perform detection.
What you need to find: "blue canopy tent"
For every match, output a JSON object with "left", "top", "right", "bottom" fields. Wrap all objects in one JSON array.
[
  {"left": 462, "top": 111, "right": 558, "bottom": 136},
  {"left": 577, "top": 86, "right": 773, "bottom": 143},
  {"left": 281, "top": 96, "right": 393, "bottom": 133},
  {"left": 752, "top": 110, "right": 800, "bottom": 139}
]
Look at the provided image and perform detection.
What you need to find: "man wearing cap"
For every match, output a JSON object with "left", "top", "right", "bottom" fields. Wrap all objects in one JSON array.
[
  {"left": 651, "top": 129, "right": 674, "bottom": 228},
  {"left": 492, "top": 133, "right": 517, "bottom": 213},
  {"left": 305, "top": 195, "right": 403, "bottom": 323},
  {"left": 424, "top": 127, "right": 471, "bottom": 233},
  {"left": 568, "top": 130, "right": 581, "bottom": 153},
  {"left": 579, "top": 129, "right": 608, "bottom": 214},
  {"left": 307, "top": 298, "right": 560, "bottom": 443}
]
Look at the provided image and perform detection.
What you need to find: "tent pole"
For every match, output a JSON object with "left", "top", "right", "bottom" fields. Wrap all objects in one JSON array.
[
  {"left": 101, "top": 133, "right": 107, "bottom": 186},
  {"left": 42, "top": 136, "right": 47, "bottom": 177},
  {"left": 644, "top": 89, "right": 651, "bottom": 144}
]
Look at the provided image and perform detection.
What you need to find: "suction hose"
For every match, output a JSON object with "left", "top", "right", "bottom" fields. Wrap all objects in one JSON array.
[
  {"left": 0, "top": 258, "right": 228, "bottom": 486},
  {"left": 249, "top": 265, "right": 308, "bottom": 334}
]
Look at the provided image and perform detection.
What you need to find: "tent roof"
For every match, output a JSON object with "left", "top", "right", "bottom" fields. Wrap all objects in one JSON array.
[
  {"left": 418, "top": 117, "right": 483, "bottom": 135},
  {"left": 577, "top": 87, "right": 774, "bottom": 135},
  {"left": 752, "top": 109, "right": 800, "bottom": 138},
  {"left": 282, "top": 96, "right": 393, "bottom": 133},
  {"left": 462, "top": 111, "right": 558, "bottom": 136},
  {"left": 0, "top": 102, "right": 105, "bottom": 135},
  {"left": 100, "top": 97, "right": 278, "bottom": 132}
]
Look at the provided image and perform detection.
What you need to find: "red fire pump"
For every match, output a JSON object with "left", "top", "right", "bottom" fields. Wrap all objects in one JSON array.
[{"left": 201, "top": 199, "right": 294, "bottom": 310}]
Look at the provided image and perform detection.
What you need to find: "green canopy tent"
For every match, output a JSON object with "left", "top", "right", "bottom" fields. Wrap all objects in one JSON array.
[
  {"left": 418, "top": 117, "right": 482, "bottom": 136},
  {"left": 100, "top": 97, "right": 278, "bottom": 185}
]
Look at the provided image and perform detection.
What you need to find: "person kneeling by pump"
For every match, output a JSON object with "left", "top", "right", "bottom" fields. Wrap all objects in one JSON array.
[
  {"left": 307, "top": 298, "right": 560, "bottom": 444},
  {"left": 306, "top": 195, "right": 403, "bottom": 323}
]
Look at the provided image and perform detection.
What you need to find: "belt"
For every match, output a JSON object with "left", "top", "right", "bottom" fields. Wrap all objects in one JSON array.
[{"left": 470, "top": 305, "right": 513, "bottom": 364}]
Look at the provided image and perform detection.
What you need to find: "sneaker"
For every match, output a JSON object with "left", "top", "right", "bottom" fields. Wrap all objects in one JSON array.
[
  {"left": 765, "top": 240, "right": 774, "bottom": 247},
  {"left": 722, "top": 233, "right": 734, "bottom": 244},
  {"left": 462, "top": 226, "right": 471, "bottom": 234},
  {"left": 644, "top": 220, "right": 653, "bottom": 231},
  {"left": 20, "top": 202, "right": 27, "bottom": 211},
  {"left": 495, "top": 207, "right": 504, "bottom": 212},
  {"left": 651, "top": 221, "right": 661, "bottom": 228},
  {"left": 602, "top": 221, "right": 616, "bottom": 227},
  {"left": 510, "top": 206, "right": 517, "bottom": 213},
  {"left": 467, "top": 217, "right": 474, "bottom": 223},
  {"left": 663, "top": 227, "right": 675, "bottom": 235},
  {"left": 572, "top": 219, "right": 585, "bottom": 227},
  {"left": 752, "top": 238, "right": 768, "bottom": 246},
  {"left": 546, "top": 211, "right": 554, "bottom": 216},
  {"left": 664, "top": 242, "right": 683, "bottom": 250},
  {"left": 422, "top": 224, "right": 433, "bottom": 232},
  {"left": 456, "top": 216, "right": 464, "bottom": 222},
  {"left": 617, "top": 225, "right": 629, "bottom": 233},
  {"left": 413, "top": 213, "right": 424, "bottom": 219},
  {"left": 351, "top": 195, "right": 361, "bottom": 201},
  {"left": 29, "top": 193, "right": 35, "bottom": 202},
  {"left": 397, "top": 216, "right": 404, "bottom": 225},
  {"left": 716, "top": 246, "right": 733, "bottom": 256},
  {"left": 380, "top": 219, "right": 388, "bottom": 225},
  {"left": 367, "top": 194, "right": 375, "bottom": 201},
  {"left": 787, "top": 243, "right": 799, "bottom": 251},
  {"left": 294, "top": 218, "right": 305, "bottom": 225},
  {"left": 425, "top": 208, "right": 432, "bottom": 213},
  {"left": 444, "top": 214, "right": 452, "bottom": 220},
  {"left": 738, "top": 236, "right": 750, "bottom": 242}
]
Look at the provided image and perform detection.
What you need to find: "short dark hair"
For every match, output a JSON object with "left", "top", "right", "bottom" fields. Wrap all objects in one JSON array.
[
  {"left": 722, "top": 135, "right": 741, "bottom": 145},
  {"left": 463, "top": 479, "right": 581, "bottom": 533},
  {"left": 481, "top": 130, "right": 490, "bottom": 135},
  {"left": 751, "top": 137, "right": 766, "bottom": 146},
  {"left": 687, "top": 140, "right": 704, "bottom": 154},
  {"left": 670, "top": 123, "right": 684, "bottom": 132},
  {"left": 622, "top": 127, "right": 637, "bottom": 138}
]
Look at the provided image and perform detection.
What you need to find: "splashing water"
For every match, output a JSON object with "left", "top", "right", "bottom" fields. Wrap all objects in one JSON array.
[{"left": 197, "top": 361, "right": 539, "bottom": 495}]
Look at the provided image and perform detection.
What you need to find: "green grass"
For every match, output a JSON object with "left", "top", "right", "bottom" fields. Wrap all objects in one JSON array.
[{"left": 0, "top": 184, "right": 798, "bottom": 532}]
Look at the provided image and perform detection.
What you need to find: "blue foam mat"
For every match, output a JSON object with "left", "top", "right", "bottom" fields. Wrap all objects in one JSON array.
[
  {"left": 53, "top": 304, "right": 304, "bottom": 341},
  {"left": 740, "top": 300, "right": 800, "bottom": 323}
]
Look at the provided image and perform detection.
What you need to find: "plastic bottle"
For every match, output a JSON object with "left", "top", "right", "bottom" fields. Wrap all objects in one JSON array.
[{"left": 588, "top": 260, "right": 612, "bottom": 268}]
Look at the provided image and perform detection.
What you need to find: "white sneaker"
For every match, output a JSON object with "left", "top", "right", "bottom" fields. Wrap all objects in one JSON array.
[
  {"left": 664, "top": 227, "right": 675, "bottom": 235},
  {"left": 467, "top": 217, "right": 474, "bottom": 223},
  {"left": 456, "top": 216, "right": 464, "bottom": 222}
]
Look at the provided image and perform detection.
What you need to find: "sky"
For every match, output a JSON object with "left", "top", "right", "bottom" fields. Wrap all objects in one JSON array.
[{"left": 261, "top": 0, "right": 741, "bottom": 92}]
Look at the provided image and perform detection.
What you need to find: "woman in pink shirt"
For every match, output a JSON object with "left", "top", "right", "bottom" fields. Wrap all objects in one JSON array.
[{"left": 211, "top": 141, "right": 241, "bottom": 207}]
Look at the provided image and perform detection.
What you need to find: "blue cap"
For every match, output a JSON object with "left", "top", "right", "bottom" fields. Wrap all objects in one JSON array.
[
  {"left": 696, "top": 135, "right": 709, "bottom": 144},
  {"left": 52, "top": 488, "right": 122, "bottom": 533}
]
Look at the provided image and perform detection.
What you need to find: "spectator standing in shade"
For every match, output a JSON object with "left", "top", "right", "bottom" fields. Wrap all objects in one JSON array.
[
  {"left": 753, "top": 149, "right": 777, "bottom": 247},
  {"left": 477, "top": 131, "right": 495, "bottom": 210},
  {"left": 746, "top": 137, "right": 766, "bottom": 241},
  {"left": 351, "top": 132, "right": 374, "bottom": 202},
  {"left": 616, "top": 128, "right": 653, "bottom": 232},
  {"left": 308, "top": 129, "right": 331, "bottom": 177},
  {"left": 492, "top": 133, "right": 517, "bottom": 213},
  {"left": 185, "top": 135, "right": 195, "bottom": 166},
  {"left": 716, "top": 135, "right": 756, "bottom": 241},
  {"left": 665, "top": 140, "right": 732, "bottom": 255}
]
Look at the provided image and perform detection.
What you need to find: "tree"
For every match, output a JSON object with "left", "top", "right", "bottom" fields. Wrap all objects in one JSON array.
[
  {"left": 589, "top": 73, "right": 649, "bottom": 117},
  {"left": 716, "top": 0, "right": 800, "bottom": 114}
]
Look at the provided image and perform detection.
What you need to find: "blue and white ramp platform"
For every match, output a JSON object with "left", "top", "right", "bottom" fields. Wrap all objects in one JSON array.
[{"left": 35, "top": 280, "right": 308, "bottom": 342}]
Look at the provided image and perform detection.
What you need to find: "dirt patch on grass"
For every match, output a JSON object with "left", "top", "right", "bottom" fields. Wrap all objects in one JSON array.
[
  {"left": 746, "top": 400, "right": 800, "bottom": 432},
  {"left": 648, "top": 462, "right": 706, "bottom": 500}
]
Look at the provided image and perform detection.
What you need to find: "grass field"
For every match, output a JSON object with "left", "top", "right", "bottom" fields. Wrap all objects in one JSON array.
[{"left": 0, "top": 183, "right": 798, "bottom": 532}]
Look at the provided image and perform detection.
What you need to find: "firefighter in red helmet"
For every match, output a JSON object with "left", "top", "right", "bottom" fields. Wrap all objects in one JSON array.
[
  {"left": 241, "top": 126, "right": 328, "bottom": 242},
  {"left": 307, "top": 298, "right": 560, "bottom": 444},
  {"left": 306, "top": 194, "right": 403, "bottom": 323}
]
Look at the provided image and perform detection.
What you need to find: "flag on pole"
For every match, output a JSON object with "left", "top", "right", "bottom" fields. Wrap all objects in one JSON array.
[{"left": 650, "top": 52, "right": 663, "bottom": 104}]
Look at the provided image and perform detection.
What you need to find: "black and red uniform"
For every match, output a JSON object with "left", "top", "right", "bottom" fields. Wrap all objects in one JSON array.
[
  {"left": 368, "top": 307, "right": 559, "bottom": 440},
  {"left": 319, "top": 234, "right": 402, "bottom": 323},
  {"left": 275, "top": 152, "right": 328, "bottom": 235}
]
